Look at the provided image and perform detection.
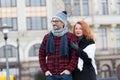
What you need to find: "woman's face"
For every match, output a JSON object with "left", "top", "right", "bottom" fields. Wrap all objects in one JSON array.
[{"left": 74, "top": 24, "right": 83, "bottom": 37}]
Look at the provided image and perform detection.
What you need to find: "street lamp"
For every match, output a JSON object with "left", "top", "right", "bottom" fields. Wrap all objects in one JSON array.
[
  {"left": 16, "top": 38, "right": 21, "bottom": 80},
  {"left": 0, "top": 24, "right": 12, "bottom": 80}
]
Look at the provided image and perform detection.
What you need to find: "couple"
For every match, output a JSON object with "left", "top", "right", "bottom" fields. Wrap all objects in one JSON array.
[{"left": 39, "top": 11, "right": 97, "bottom": 80}]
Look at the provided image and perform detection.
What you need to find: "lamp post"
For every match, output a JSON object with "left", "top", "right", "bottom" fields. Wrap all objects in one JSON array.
[
  {"left": 16, "top": 38, "right": 21, "bottom": 80},
  {"left": 0, "top": 24, "right": 12, "bottom": 80}
]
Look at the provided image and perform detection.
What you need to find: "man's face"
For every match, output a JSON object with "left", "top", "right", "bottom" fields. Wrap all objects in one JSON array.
[{"left": 51, "top": 18, "right": 64, "bottom": 30}]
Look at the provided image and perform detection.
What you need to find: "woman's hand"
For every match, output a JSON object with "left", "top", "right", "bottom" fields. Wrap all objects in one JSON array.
[
  {"left": 70, "top": 42, "right": 83, "bottom": 57},
  {"left": 70, "top": 42, "right": 79, "bottom": 50}
]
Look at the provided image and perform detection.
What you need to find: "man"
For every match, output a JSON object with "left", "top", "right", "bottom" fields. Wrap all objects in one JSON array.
[{"left": 39, "top": 11, "right": 78, "bottom": 80}]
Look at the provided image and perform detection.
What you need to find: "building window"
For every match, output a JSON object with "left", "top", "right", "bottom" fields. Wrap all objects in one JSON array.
[
  {"left": 26, "top": 0, "right": 46, "bottom": 7},
  {"left": 116, "top": 27, "right": 120, "bottom": 50},
  {"left": 64, "top": 0, "right": 81, "bottom": 16},
  {"left": 0, "top": 18, "right": 18, "bottom": 31},
  {"left": 26, "top": 17, "right": 47, "bottom": 30},
  {"left": 117, "top": 0, "right": 120, "bottom": 15},
  {"left": 101, "top": 64, "right": 111, "bottom": 78},
  {"left": 29, "top": 44, "right": 40, "bottom": 57},
  {"left": 82, "top": 0, "right": 89, "bottom": 16},
  {"left": 73, "top": 0, "right": 80, "bottom": 16},
  {"left": 101, "top": 0, "right": 108, "bottom": 15},
  {"left": 0, "top": 0, "right": 16, "bottom": 7},
  {"left": 0, "top": 45, "right": 17, "bottom": 58},
  {"left": 64, "top": 0, "right": 71, "bottom": 16},
  {"left": 40, "top": 0, "right": 46, "bottom": 6},
  {"left": 99, "top": 27, "right": 108, "bottom": 50},
  {"left": 64, "top": 0, "right": 89, "bottom": 16}
]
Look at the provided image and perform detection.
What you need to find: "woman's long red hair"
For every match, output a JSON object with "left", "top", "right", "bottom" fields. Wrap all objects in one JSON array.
[{"left": 72, "top": 20, "right": 94, "bottom": 40}]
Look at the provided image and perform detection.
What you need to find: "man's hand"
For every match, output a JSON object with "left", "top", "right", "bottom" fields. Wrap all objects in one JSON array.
[
  {"left": 60, "top": 69, "right": 71, "bottom": 75},
  {"left": 45, "top": 71, "right": 52, "bottom": 76},
  {"left": 70, "top": 42, "right": 79, "bottom": 50}
]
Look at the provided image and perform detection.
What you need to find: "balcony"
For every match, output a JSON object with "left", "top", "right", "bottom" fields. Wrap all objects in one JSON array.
[{"left": 96, "top": 48, "right": 120, "bottom": 56}]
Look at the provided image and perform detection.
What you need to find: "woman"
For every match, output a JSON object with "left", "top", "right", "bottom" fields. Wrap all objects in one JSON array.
[{"left": 71, "top": 20, "right": 97, "bottom": 80}]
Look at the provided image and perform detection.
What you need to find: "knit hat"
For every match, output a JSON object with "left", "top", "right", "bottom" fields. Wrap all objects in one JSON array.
[{"left": 52, "top": 11, "right": 67, "bottom": 26}]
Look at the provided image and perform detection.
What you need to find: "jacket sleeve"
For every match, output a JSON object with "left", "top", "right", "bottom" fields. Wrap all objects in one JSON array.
[
  {"left": 77, "top": 44, "right": 96, "bottom": 63},
  {"left": 39, "top": 35, "right": 48, "bottom": 73}
]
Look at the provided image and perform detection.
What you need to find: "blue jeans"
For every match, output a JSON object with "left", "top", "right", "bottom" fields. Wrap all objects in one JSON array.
[{"left": 46, "top": 74, "right": 73, "bottom": 80}]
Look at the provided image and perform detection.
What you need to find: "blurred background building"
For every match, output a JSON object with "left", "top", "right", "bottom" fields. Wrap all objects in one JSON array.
[{"left": 0, "top": 0, "right": 120, "bottom": 80}]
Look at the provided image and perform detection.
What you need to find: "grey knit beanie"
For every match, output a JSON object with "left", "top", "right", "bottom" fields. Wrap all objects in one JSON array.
[{"left": 52, "top": 11, "right": 67, "bottom": 26}]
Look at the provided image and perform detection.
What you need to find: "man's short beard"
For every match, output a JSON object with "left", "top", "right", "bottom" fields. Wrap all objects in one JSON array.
[{"left": 53, "top": 26, "right": 57, "bottom": 30}]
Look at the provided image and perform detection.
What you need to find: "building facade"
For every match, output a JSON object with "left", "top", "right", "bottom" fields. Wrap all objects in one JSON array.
[{"left": 0, "top": 0, "right": 120, "bottom": 80}]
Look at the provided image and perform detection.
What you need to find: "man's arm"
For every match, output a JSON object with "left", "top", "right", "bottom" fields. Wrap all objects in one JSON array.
[
  {"left": 39, "top": 35, "right": 48, "bottom": 73},
  {"left": 66, "top": 33, "right": 78, "bottom": 72}
]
